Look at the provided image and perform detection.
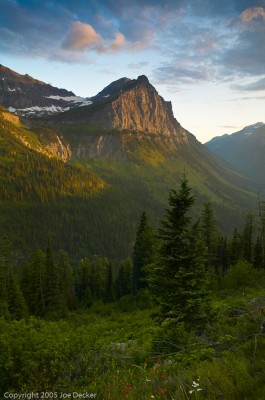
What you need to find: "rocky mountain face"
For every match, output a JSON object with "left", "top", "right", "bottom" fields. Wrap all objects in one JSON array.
[
  {"left": 205, "top": 122, "right": 265, "bottom": 184},
  {"left": 0, "top": 64, "right": 92, "bottom": 116},
  {"left": 57, "top": 75, "right": 189, "bottom": 142}
]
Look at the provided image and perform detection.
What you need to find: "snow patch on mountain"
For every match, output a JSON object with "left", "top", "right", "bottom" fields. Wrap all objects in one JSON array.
[
  {"left": 45, "top": 95, "right": 93, "bottom": 106},
  {"left": 8, "top": 106, "right": 17, "bottom": 113},
  {"left": 19, "top": 105, "right": 70, "bottom": 115}
]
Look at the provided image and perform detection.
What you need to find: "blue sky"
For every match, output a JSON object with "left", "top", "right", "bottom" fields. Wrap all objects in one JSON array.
[{"left": 1, "top": 0, "right": 265, "bottom": 142}]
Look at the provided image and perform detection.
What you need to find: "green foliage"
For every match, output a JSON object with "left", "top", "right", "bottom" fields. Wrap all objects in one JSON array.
[
  {"left": 20, "top": 247, "right": 46, "bottom": 316},
  {"left": 132, "top": 211, "right": 156, "bottom": 293},
  {"left": 0, "top": 110, "right": 258, "bottom": 262},
  {"left": 117, "top": 290, "right": 153, "bottom": 312},
  {"left": 149, "top": 177, "right": 212, "bottom": 331},
  {"left": 0, "top": 117, "right": 103, "bottom": 203},
  {"left": 103, "top": 262, "right": 115, "bottom": 303},
  {"left": 20, "top": 244, "right": 76, "bottom": 318},
  {"left": 230, "top": 228, "right": 243, "bottom": 265},
  {"left": 201, "top": 202, "right": 219, "bottom": 272},
  {"left": 44, "top": 241, "right": 67, "bottom": 318},
  {"left": 57, "top": 251, "right": 75, "bottom": 310},
  {"left": 253, "top": 236, "right": 264, "bottom": 269},
  {"left": 0, "top": 236, "right": 27, "bottom": 319},
  {"left": 221, "top": 260, "right": 265, "bottom": 291},
  {"left": 242, "top": 214, "right": 254, "bottom": 263},
  {"left": 115, "top": 258, "right": 132, "bottom": 299}
]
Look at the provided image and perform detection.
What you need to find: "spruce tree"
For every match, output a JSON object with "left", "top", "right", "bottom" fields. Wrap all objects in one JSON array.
[
  {"left": 0, "top": 236, "right": 27, "bottom": 319},
  {"left": 44, "top": 240, "right": 66, "bottom": 318},
  {"left": 6, "top": 267, "right": 27, "bottom": 319},
  {"left": 115, "top": 258, "right": 132, "bottom": 299},
  {"left": 253, "top": 236, "right": 264, "bottom": 269},
  {"left": 242, "top": 214, "right": 254, "bottom": 263},
  {"left": 103, "top": 262, "right": 115, "bottom": 303},
  {"left": 149, "top": 177, "right": 212, "bottom": 331},
  {"left": 0, "top": 236, "right": 10, "bottom": 318},
  {"left": 132, "top": 212, "right": 155, "bottom": 294},
  {"left": 57, "top": 251, "right": 75, "bottom": 310},
  {"left": 74, "top": 259, "right": 93, "bottom": 308},
  {"left": 230, "top": 228, "right": 242, "bottom": 265},
  {"left": 216, "top": 236, "right": 229, "bottom": 274},
  {"left": 201, "top": 202, "right": 218, "bottom": 273},
  {"left": 21, "top": 247, "right": 46, "bottom": 316}
]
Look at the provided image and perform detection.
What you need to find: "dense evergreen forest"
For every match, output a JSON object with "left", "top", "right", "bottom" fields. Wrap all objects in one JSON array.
[
  {"left": 1, "top": 104, "right": 260, "bottom": 263},
  {"left": 1, "top": 177, "right": 265, "bottom": 399}
]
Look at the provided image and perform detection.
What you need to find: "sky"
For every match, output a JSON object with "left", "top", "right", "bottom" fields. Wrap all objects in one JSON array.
[{"left": 0, "top": 0, "right": 265, "bottom": 143}]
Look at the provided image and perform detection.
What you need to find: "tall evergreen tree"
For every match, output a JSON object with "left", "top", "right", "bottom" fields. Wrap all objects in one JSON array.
[
  {"left": 57, "top": 251, "right": 75, "bottom": 310},
  {"left": 6, "top": 267, "right": 27, "bottom": 319},
  {"left": 253, "top": 236, "right": 264, "bottom": 269},
  {"left": 149, "top": 177, "right": 212, "bottom": 331},
  {"left": 215, "top": 236, "right": 229, "bottom": 275},
  {"left": 115, "top": 258, "right": 132, "bottom": 300},
  {"left": 132, "top": 212, "right": 155, "bottom": 294},
  {"left": 103, "top": 262, "right": 115, "bottom": 303},
  {"left": 21, "top": 247, "right": 46, "bottom": 316},
  {"left": 242, "top": 214, "right": 254, "bottom": 263},
  {"left": 74, "top": 259, "right": 93, "bottom": 309},
  {"left": 0, "top": 236, "right": 10, "bottom": 318},
  {"left": 0, "top": 236, "right": 27, "bottom": 319},
  {"left": 230, "top": 228, "right": 242, "bottom": 265},
  {"left": 44, "top": 240, "right": 66, "bottom": 318},
  {"left": 201, "top": 202, "right": 218, "bottom": 273}
]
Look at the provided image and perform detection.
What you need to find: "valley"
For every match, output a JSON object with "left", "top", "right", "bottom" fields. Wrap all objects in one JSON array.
[
  {"left": 0, "top": 64, "right": 265, "bottom": 399},
  {"left": 0, "top": 66, "right": 261, "bottom": 260}
]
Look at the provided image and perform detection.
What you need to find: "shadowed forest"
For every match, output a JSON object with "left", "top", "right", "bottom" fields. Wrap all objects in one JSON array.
[{"left": 1, "top": 177, "right": 265, "bottom": 399}]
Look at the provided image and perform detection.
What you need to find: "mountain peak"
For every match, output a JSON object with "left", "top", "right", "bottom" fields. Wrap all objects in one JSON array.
[
  {"left": 60, "top": 74, "right": 187, "bottom": 140},
  {"left": 92, "top": 77, "right": 132, "bottom": 100},
  {"left": 136, "top": 75, "right": 149, "bottom": 84},
  {"left": 234, "top": 122, "right": 265, "bottom": 136}
]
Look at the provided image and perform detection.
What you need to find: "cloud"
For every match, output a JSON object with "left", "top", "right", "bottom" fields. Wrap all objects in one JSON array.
[
  {"left": 220, "top": 125, "right": 240, "bottom": 129},
  {"left": 110, "top": 32, "right": 126, "bottom": 52},
  {"left": 62, "top": 21, "right": 102, "bottom": 51},
  {"left": 240, "top": 7, "right": 265, "bottom": 23},
  {"left": 0, "top": 0, "right": 265, "bottom": 85},
  {"left": 226, "top": 95, "right": 265, "bottom": 101},
  {"left": 231, "top": 77, "right": 265, "bottom": 91},
  {"left": 127, "top": 61, "right": 149, "bottom": 69},
  {"left": 221, "top": 27, "right": 265, "bottom": 76},
  {"left": 153, "top": 62, "right": 214, "bottom": 87},
  {"left": 62, "top": 21, "right": 126, "bottom": 54},
  {"left": 0, "top": 27, "right": 24, "bottom": 50}
]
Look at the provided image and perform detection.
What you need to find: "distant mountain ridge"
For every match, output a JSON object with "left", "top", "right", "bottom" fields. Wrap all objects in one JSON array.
[
  {"left": 205, "top": 122, "right": 265, "bottom": 184},
  {"left": 0, "top": 64, "right": 92, "bottom": 116}
]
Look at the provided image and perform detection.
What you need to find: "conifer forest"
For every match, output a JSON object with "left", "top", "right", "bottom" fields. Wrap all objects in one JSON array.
[{"left": 1, "top": 176, "right": 265, "bottom": 399}]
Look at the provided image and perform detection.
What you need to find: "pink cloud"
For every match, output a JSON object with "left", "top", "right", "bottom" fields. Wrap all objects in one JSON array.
[
  {"left": 62, "top": 21, "right": 126, "bottom": 54},
  {"left": 240, "top": 7, "right": 265, "bottom": 23},
  {"left": 62, "top": 21, "right": 102, "bottom": 51},
  {"left": 110, "top": 32, "right": 126, "bottom": 52}
]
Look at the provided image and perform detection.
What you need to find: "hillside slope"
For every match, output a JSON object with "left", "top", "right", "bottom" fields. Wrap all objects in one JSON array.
[
  {"left": 205, "top": 123, "right": 265, "bottom": 185},
  {"left": 0, "top": 68, "right": 261, "bottom": 260}
]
